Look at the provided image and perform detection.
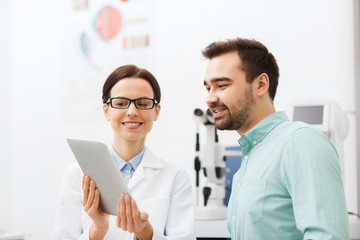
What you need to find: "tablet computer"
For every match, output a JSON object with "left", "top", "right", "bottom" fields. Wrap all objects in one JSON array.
[{"left": 66, "top": 138, "right": 131, "bottom": 215}]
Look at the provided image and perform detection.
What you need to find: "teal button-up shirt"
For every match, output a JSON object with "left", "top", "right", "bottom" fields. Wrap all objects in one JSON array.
[{"left": 227, "top": 111, "right": 350, "bottom": 240}]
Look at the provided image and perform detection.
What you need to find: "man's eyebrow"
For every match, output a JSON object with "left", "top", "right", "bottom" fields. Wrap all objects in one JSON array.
[{"left": 203, "top": 77, "right": 232, "bottom": 86}]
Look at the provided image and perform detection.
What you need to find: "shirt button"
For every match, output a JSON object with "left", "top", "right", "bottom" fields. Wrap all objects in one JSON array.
[
  {"left": 126, "top": 164, "right": 130, "bottom": 168},
  {"left": 253, "top": 140, "right": 257, "bottom": 144}
]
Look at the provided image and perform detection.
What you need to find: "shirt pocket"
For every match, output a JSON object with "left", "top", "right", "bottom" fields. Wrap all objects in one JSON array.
[
  {"left": 238, "top": 177, "right": 266, "bottom": 225},
  {"left": 138, "top": 197, "right": 170, "bottom": 234}
]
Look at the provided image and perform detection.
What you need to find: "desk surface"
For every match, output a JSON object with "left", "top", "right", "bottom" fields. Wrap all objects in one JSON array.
[
  {"left": 349, "top": 216, "right": 360, "bottom": 240},
  {"left": 0, "top": 232, "right": 24, "bottom": 240},
  {"left": 195, "top": 219, "right": 230, "bottom": 238}
]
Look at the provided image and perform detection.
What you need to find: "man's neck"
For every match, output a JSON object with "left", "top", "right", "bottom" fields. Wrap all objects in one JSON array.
[{"left": 237, "top": 101, "right": 275, "bottom": 136}]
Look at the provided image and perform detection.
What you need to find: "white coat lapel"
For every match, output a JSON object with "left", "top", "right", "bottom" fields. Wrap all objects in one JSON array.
[{"left": 128, "top": 147, "right": 164, "bottom": 189}]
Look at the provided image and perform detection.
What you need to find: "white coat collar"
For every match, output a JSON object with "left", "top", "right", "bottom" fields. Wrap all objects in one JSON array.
[{"left": 128, "top": 147, "right": 164, "bottom": 189}]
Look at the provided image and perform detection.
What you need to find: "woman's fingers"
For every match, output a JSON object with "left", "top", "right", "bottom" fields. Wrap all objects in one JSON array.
[
  {"left": 118, "top": 194, "right": 127, "bottom": 229},
  {"left": 88, "top": 189, "right": 100, "bottom": 214},
  {"left": 84, "top": 180, "right": 96, "bottom": 211},
  {"left": 125, "top": 194, "right": 134, "bottom": 230},
  {"left": 82, "top": 175, "right": 90, "bottom": 207},
  {"left": 116, "top": 194, "right": 148, "bottom": 234},
  {"left": 131, "top": 198, "right": 145, "bottom": 231},
  {"left": 131, "top": 198, "right": 140, "bottom": 222},
  {"left": 116, "top": 195, "right": 122, "bottom": 228}
]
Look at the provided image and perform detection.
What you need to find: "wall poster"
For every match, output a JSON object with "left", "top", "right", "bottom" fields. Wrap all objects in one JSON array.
[{"left": 63, "top": 0, "right": 156, "bottom": 125}]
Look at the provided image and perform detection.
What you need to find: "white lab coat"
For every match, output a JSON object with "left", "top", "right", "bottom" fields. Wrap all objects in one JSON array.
[{"left": 52, "top": 148, "right": 195, "bottom": 240}]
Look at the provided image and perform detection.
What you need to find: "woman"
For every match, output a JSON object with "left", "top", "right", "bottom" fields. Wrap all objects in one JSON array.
[{"left": 53, "top": 65, "right": 195, "bottom": 239}]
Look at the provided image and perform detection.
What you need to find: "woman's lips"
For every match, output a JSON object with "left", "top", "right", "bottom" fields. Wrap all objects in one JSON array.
[{"left": 122, "top": 122, "right": 143, "bottom": 129}]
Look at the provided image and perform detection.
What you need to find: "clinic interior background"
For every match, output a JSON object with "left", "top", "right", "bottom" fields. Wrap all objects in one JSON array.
[{"left": 1, "top": 0, "right": 360, "bottom": 239}]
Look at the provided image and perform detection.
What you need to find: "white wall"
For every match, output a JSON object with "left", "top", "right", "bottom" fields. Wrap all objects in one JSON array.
[
  {"left": 3, "top": 0, "right": 359, "bottom": 239},
  {"left": 9, "top": 0, "right": 66, "bottom": 237},
  {"left": 354, "top": 0, "right": 360, "bottom": 218},
  {"left": 0, "top": 0, "right": 13, "bottom": 232}
]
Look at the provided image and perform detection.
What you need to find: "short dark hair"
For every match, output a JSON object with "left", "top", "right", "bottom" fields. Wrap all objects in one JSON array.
[
  {"left": 202, "top": 38, "right": 279, "bottom": 101},
  {"left": 102, "top": 64, "right": 161, "bottom": 104}
]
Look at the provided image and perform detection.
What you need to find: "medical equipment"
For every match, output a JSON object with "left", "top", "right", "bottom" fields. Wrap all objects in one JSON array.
[
  {"left": 291, "top": 101, "right": 349, "bottom": 181},
  {"left": 193, "top": 108, "right": 234, "bottom": 220},
  {"left": 193, "top": 108, "right": 227, "bottom": 219}
]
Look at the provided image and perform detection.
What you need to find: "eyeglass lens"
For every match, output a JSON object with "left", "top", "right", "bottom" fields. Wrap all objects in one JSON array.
[{"left": 111, "top": 98, "right": 154, "bottom": 109}]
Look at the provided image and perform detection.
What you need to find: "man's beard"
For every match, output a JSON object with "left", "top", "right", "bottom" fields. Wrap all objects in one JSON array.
[{"left": 211, "top": 87, "right": 255, "bottom": 131}]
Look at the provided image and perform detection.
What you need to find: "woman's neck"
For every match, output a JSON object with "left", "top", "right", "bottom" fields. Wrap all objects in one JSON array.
[{"left": 112, "top": 138, "right": 145, "bottom": 162}]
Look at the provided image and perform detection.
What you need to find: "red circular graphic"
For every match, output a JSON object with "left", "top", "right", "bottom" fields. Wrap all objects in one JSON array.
[{"left": 96, "top": 6, "right": 122, "bottom": 40}]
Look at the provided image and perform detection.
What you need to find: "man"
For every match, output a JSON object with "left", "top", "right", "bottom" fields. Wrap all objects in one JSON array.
[{"left": 202, "top": 38, "right": 350, "bottom": 239}]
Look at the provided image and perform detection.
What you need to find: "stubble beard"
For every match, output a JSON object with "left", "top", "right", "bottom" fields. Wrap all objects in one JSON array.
[{"left": 213, "top": 87, "right": 255, "bottom": 131}]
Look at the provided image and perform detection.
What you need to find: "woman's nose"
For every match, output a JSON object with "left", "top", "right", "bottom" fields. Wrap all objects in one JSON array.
[{"left": 126, "top": 102, "right": 138, "bottom": 117}]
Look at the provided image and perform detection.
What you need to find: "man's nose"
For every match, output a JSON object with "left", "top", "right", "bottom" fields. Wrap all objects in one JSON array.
[{"left": 206, "top": 90, "right": 219, "bottom": 106}]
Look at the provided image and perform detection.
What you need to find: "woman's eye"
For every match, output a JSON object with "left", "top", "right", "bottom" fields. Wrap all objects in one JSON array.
[{"left": 115, "top": 102, "right": 126, "bottom": 107}]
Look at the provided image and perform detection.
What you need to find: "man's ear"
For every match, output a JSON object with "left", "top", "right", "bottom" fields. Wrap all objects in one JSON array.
[
  {"left": 254, "top": 73, "right": 270, "bottom": 97},
  {"left": 103, "top": 104, "right": 111, "bottom": 121}
]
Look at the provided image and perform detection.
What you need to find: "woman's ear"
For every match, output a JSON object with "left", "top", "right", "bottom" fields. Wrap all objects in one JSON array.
[
  {"left": 103, "top": 103, "right": 111, "bottom": 121},
  {"left": 153, "top": 103, "right": 161, "bottom": 121},
  {"left": 254, "top": 73, "right": 270, "bottom": 97}
]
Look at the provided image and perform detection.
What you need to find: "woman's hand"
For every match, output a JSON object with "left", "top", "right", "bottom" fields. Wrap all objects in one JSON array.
[
  {"left": 116, "top": 194, "right": 153, "bottom": 240},
  {"left": 82, "top": 175, "right": 109, "bottom": 239}
]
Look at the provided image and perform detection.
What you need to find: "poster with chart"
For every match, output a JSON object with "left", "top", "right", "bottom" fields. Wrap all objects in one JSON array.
[{"left": 63, "top": 0, "right": 156, "bottom": 124}]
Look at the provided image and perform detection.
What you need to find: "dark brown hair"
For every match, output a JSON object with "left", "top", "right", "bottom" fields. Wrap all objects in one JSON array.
[
  {"left": 202, "top": 38, "right": 279, "bottom": 101},
  {"left": 102, "top": 64, "right": 161, "bottom": 104}
]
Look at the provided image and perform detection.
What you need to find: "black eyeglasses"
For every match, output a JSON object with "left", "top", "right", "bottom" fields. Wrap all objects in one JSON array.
[{"left": 106, "top": 97, "right": 157, "bottom": 110}]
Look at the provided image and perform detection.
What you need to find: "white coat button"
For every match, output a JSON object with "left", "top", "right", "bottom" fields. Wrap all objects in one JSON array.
[
  {"left": 244, "top": 155, "right": 248, "bottom": 160},
  {"left": 237, "top": 183, "right": 241, "bottom": 188},
  {"left": 232, "top": 215, "right": 236, "bottom": 220}
]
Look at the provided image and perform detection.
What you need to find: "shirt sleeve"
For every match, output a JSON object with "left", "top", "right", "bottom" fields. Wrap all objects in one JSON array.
[
  {"left": 282, "top": 127, "right": 350, "bottom": 240},
  {"left": 52, "top": 164, "right": 90, "bottom": 240},
  {"left": 160, "top": 169, "right": 196, "bottom": 240}
]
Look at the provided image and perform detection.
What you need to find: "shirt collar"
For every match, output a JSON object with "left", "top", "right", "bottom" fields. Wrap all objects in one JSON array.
[
  {"left": 238, "top": 111, "right": 289, "bottom": 154},
  {"left": 111, "top": 145, "right": 145, "bottom": 171}
]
